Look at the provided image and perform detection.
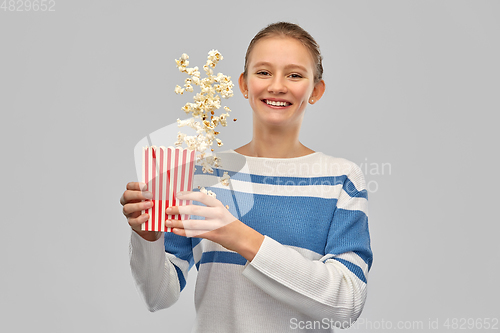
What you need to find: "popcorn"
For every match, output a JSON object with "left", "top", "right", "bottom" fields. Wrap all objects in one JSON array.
[
  {"left": 220, "top": 171, "right": 230, "bottom": 186},
  {"left": 175, "top": 53, "right": 189, "bottom": 72},
  {"left": 175, "top": 85, "right": 185, "bottom": 95},
  {"left": 184, "top": 78, "right": 194, "bottom": 92},
  {"left": 208, "top": 49, "right": 222, "bottom": 63},
  {"left": 175, "top": 131, "right": 186, "bottom": 147},
  {"left": 200, "top": 186, "right": 216, "bottom": 198},
  {"left": 174, "top": 50, "right": 235, "bottom": 182}
]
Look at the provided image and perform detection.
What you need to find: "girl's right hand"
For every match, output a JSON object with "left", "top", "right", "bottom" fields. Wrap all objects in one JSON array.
[{"left": 120, "top": 182, "right": 161, "bottom": 242}]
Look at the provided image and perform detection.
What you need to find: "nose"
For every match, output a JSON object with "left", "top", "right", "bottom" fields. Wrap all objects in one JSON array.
[{"left": 268, "top": 75, "right": 287, "bottom": 94}]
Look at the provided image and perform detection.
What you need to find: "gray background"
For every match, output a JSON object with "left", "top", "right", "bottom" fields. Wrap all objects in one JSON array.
[{"left": 1, "top": 0, "right": 499, "bottom": 332}]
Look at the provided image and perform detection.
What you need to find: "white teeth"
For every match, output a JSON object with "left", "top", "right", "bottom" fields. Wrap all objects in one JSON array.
[{"left": 266, "top": 100, "right": 288, "bottom": 106}]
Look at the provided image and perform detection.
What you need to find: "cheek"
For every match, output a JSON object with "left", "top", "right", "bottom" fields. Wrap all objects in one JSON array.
[
  {"left": 247, "top": 79, "right": 264, "bottom": 96},
  {"left": 293, "top": 84, "right": 313, "bottom": 101}
]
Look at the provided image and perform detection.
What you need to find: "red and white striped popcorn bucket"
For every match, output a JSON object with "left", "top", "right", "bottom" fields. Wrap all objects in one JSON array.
[{"left": 141, "top": 146, "right": 196, "bottom": 232}]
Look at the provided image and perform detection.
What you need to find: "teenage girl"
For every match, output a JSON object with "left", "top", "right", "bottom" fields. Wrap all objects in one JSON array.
[{"left": 120, "top": 22, "right": 372, "bottom": 332}]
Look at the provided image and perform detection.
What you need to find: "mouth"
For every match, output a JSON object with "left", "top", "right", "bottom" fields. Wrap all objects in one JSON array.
[{"left": 262, "top": 99, "right": 292, "bottom": 107}]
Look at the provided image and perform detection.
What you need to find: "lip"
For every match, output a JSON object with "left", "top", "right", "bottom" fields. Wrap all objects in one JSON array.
[{"left": 261, "top": 98, "right": 292, "bottom": 108}]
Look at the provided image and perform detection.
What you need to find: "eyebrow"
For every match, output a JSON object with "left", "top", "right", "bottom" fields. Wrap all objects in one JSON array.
[{"left": 252, "top": 62, "right": 309, "bottom": 73}]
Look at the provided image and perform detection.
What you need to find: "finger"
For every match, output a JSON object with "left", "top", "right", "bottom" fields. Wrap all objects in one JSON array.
[
  {"left": 167, "top": 218, "right": 222, "bottom": 232},
  {"left": 166, "top": 219, "right": 211, "bottom": 238},
  {"left": 176, "top": 191, "right": 221, "bottom": 207},
  {"left": 167, "top": 218, "right": 208, "bottom": 230},
  {"left": 168, "top": 205, "right": 217, "bottom": 219},
  {"left": 165, "top": 218, "right": 185, "bottom": 230},
  {"left": 165, "top": 206, "right": 179, "bottom": 215},
  {"left": 128, "top": 213, "right": 150, "bottom": 230},
  {"left": 123, "top": 200, "right": 153, "bottom": 217},
  {"left": 170, "top": 227, "right": 186, "bottom": 237},
  {"left": 127, "top": 182, "right": 148, "bottom": 191},
  {"left": 171, "top": 227, "right": 210, "bottom": 238},
  {"left": 120, "top": 188, "right": 153, "bottom": 206}
]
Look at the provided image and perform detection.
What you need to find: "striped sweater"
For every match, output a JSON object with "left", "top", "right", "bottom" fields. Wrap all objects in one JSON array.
[{"left": 130, "top": 150, "right": 372, "bottom": 332}]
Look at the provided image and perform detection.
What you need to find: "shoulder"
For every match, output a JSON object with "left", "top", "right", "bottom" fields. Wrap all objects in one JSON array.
[
  {"left": 313, "top": 153, "right": 363, "bottom": 177},
  {"left": 315, "top": 153, "right": 366, "bottom": 192}
]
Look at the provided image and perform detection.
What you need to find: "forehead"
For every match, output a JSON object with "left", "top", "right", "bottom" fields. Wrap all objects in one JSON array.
[{"left": 248, "top": 36, "right": 315, "bottom": 71}]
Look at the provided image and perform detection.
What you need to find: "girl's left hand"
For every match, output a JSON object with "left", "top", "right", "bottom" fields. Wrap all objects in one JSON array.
[
  {"left": 165, "top": 191, "right": 265, "bottom": 260},
  {"left": 166, "top": 190, "right": 238, "bottom": 239}
]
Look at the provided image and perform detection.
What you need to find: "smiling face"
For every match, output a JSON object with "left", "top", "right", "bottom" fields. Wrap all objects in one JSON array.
[{"left": 239, "top": 36, "right": 325, "bottom": 129}]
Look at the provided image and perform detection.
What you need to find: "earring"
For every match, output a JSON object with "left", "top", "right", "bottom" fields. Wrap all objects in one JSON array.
[
  {"left": 244, "top": 93, "right": 248, "bottom": 98},
  {"left": 310, "top": 98, "right": 314, "bottom": 104}
]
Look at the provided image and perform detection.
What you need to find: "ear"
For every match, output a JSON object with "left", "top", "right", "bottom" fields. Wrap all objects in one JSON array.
[
  {"left": 309, "top": 80, "right": 326, "bottom": 104},
  {"left": 238, "top": 73, "right": 248, "bottom": 98}
]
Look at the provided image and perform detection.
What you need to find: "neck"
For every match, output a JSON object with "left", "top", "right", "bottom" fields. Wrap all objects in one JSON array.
[{"left": 236, "top": 119, "right": 314, "bottom": 158}]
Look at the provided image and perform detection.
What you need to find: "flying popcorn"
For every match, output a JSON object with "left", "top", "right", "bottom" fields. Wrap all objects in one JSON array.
[
  {"left": 174, "top": 50, "right": 235, "bottom": 189},
  {"left": 220, "top": 171, "right": 230, "bottom": 186},
  {"left": 200, "top": 186, "right": 217, "bottom": 198}
]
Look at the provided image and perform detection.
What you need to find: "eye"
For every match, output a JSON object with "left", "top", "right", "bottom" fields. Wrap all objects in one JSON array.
[
  {"left": 256, "top": 71, "right": 270, "bottom": 76},
  {"left": 288, "top": 73, "right": 303, "bottom": 79}
]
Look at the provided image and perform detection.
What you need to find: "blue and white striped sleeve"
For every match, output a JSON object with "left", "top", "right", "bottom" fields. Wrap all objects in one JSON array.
[
  {"left": 322, "top": 162, "right": 372, "bottom": 321},
  {"left": 241, "top": 162, "right": 372, "bottom": 328},
  {"left": 129, "top": 231, "right": 194, "bottom": 312}
]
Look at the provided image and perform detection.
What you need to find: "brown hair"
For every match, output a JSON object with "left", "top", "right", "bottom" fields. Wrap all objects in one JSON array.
[{"left": 243, "top": 22, "right": 324, "bottom": 84}]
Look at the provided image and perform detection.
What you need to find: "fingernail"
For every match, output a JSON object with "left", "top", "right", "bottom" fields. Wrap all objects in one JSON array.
[
  {"left": 176, "top": 192, "right": 185, "bottom": 197},
  {"left": 139, "top": 182, "right": 147, "bottom": 191},
  {"left": 165, "top": 219, "right": 172, "bottom": 226},
  {"left": 143, "top": 191, "right": 153, "bottom": 199},
  {"left": 166, "top": 207, "right": 172, "bottom": 213}
]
